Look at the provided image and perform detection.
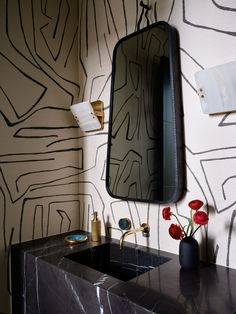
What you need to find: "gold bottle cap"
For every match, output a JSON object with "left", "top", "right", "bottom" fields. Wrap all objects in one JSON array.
[{"left": 93, "top": 211, "right": 98, "bottom": 221}]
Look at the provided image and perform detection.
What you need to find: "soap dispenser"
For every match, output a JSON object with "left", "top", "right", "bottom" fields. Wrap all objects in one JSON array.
[{"left": 91, "top": 211, "right": 101, "bottom": 242}]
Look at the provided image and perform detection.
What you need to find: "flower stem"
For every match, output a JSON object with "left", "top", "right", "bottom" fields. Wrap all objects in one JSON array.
[
  {"left": 186, "top": 223, "right": 190, "bottom": 237},
  {"left": 190, "top": 209, "right": 193, "bottom": 236},
  {"left": 191, "top": 225, "right": 201, "bottom": 237},
  {"left": 172, "top": 213, "right": 187, "bottom": 237}
]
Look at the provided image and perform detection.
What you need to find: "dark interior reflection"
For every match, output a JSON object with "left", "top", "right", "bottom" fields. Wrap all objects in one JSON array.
[{"left": 106, "top": 21, "right": 184, "bottom": 203}]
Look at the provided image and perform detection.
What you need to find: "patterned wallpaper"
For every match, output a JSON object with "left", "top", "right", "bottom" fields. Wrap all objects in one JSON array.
[
  {"left": 0, "top": 0, "right": 80, "bottom": 312},
  {"left": 0, "top": 0, "right": 236, "bottom": 313}
]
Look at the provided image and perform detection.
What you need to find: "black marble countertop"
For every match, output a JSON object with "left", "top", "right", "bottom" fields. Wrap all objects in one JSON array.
[{"left": 11, "top": 231, "right": 236, "bottom": 314}]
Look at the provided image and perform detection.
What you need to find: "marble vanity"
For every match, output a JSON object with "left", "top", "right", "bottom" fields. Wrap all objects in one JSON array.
[{"left": 11, "top": 231, "right": 236, "bottom": 314}]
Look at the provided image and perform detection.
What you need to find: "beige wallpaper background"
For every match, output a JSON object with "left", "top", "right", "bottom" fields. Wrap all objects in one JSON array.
[{"left": 0, "top": 0, "right": 236, "bottom": 313}]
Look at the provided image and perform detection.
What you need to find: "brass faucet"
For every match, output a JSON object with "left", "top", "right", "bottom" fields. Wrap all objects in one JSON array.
[{"left": 119, "top": 223, "right": 150, "bottom": 248}]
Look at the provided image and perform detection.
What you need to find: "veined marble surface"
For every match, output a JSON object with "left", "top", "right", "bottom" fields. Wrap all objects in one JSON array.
[{"left": 11, "top": 231, "right": 236, "bottom": 314}]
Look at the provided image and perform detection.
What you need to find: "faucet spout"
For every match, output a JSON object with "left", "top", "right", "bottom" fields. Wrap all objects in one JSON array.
[{"left": 119, "top": 223, "right": 150, "bottom": 248}]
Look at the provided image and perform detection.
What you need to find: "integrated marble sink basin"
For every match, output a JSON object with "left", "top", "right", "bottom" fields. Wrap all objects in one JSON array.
[{"left": 65, "top": 242, "right": 170, "bottom": 281}]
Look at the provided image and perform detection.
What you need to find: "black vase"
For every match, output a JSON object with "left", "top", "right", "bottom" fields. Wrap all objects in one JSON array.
[{"left": 179, "top": 236, "right": 199, "bottom": 270}]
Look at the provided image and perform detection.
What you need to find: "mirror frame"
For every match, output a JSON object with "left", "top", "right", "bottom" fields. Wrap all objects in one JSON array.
[{"left": 106, "top": 21, "right": 184, "bottom": 204}]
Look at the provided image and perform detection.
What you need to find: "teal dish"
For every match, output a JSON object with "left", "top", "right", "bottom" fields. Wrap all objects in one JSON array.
[{"left": 64, "top": 234, "right": 88, "bottom": 244}]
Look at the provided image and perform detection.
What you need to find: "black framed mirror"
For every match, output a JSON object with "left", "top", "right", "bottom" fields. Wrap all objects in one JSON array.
[{"left": 106, "top": 21, "right": 184, "bottom": 204}]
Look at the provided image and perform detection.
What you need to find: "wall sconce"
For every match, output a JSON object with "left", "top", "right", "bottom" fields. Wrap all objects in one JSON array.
[
  {"left": 70, "top": 100, "right": 104, "bottom": 132},
  {"left": 195, "top": 61, "right": 236, "bottom": 115}
]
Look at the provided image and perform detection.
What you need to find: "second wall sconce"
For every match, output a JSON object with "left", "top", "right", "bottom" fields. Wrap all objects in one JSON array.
[
  {"left": 70, "top": 100, "right": 104, "bottom": 133},
  {"left": 195, "top": 60, "right": 236, "bottom": 115}
]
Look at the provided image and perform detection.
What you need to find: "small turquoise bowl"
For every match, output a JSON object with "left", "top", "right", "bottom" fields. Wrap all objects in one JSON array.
[{"left": 64, "top": 234, "right": 88, "bottom": 244}]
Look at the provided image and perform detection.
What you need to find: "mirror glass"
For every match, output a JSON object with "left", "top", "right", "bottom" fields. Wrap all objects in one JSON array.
[{"left": 106, "top": 21, "right": 184, "bottom": 204}]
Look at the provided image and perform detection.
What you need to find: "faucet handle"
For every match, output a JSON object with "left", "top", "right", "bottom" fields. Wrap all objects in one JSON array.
[{"left": 118, "top": 218, "right": 131, "bottom": 230}]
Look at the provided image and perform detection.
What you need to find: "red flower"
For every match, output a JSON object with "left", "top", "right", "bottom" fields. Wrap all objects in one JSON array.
[
  {"left": 169, "top": 224, "right": 184, "bottom": 240},
  {"left": 193, "top": 211, "right": 208, "bottom": 225},
  {"left": 162, "top": 199, "right": 208, "bottom": 240},
  {"left": 162, "top": 207, "right": 172, "bottom": 220},
  {"left": 188, "top": 199, "right": 203, "bottom": 210}
]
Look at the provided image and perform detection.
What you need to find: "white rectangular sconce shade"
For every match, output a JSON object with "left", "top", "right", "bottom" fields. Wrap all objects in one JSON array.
[
  {"left": 195, "top": 61, "right": 236, "bottom": 114},
  {"left": 70, "top": 101, "right": 101, "bottom": 132}
]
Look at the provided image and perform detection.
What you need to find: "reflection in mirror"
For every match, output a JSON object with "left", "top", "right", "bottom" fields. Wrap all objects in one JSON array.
[{"left": 106, "top": 21, "right": 184, "bottom": 204}]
